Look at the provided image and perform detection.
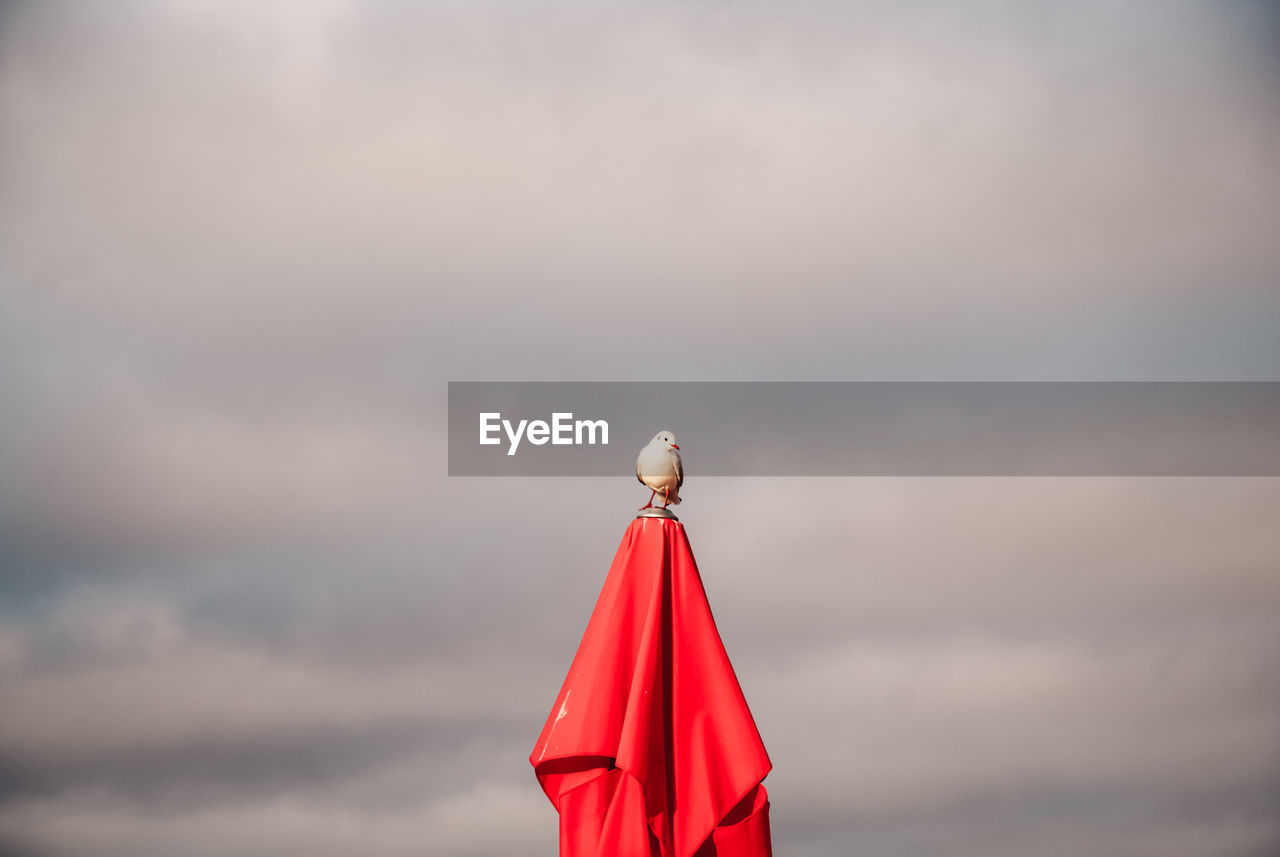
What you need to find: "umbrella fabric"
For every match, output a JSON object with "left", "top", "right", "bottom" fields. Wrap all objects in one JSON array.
[{"left": 531, "top": 516, "right": 773, "bottom": 857}]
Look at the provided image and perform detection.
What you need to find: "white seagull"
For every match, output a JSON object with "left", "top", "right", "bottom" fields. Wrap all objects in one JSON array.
[{"left": 636, "top": 431, "right": 683, "bottom": 509}]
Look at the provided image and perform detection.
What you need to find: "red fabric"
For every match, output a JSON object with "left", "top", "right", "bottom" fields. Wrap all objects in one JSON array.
[{"left": 531, "top": 517, "right": 772, "bottom": 857}]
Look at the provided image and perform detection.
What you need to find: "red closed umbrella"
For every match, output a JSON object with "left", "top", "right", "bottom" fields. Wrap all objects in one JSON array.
[{"left": 531, "top": 515, "right": 773, "bottom": 857}]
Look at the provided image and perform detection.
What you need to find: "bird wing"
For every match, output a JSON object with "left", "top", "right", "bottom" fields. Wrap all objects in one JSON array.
[{"left": 673, "top": 450, "right": 683, "bottom": 488}]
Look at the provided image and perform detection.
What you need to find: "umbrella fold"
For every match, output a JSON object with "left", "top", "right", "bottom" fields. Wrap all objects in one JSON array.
[{"left": 531, "top": 516, "right": 773, "bottom": 857}]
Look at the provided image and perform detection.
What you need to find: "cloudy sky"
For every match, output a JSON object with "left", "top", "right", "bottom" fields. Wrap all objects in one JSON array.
[{"left": 1, "top": 1, "right": 1279, "bottom": 855}]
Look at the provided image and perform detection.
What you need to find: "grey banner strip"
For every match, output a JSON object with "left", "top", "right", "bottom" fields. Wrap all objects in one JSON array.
[{"left": 448, "top": 382, "right": 1280, "bottom": 476}]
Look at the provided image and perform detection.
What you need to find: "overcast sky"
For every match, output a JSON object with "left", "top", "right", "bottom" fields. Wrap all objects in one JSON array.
[{"left": 1, "top": 1, "right": 1279, "bottom": 856}]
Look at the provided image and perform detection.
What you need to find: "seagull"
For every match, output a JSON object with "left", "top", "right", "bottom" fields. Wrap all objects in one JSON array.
[{"left": 637, "top": 431, "right": 683, "bottom": 509}]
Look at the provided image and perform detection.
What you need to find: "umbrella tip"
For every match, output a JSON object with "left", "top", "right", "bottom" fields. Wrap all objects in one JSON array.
[{"left": 636, "top": 507, "right": 679, "bottom": 521}]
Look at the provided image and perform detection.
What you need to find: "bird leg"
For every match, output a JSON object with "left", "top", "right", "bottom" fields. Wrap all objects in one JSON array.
[
  {"left": 661, "top": 487, "right": 670, "bottom": 508},
  {"left": 640, "top": 490, "right": 656, "bottom": 511}
]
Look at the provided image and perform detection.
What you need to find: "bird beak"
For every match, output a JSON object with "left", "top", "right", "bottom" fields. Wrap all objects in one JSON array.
[{"left": 671, "top": 443, "right": 679, "bottom": 450}]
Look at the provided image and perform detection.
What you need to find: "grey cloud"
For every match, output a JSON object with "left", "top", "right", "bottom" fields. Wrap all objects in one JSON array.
[
  {"left": 2, "top": 0, "right": 1278, "bottom": 384},
  {"left": 3, "top": 478, "right": 1277, "bottom": 856}
]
